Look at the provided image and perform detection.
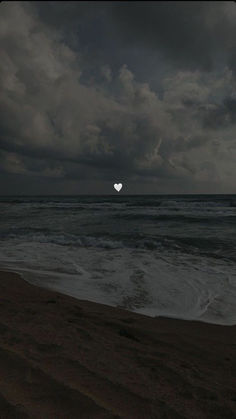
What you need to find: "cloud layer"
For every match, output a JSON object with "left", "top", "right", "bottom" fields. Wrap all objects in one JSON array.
[{"left": 0, "top": 1, "right": 236, "bottom": 194}]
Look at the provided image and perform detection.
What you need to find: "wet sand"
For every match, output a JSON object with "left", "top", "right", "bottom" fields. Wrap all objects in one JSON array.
[{"left": 0, "top": 270, "right": 235, "bottom": 418}]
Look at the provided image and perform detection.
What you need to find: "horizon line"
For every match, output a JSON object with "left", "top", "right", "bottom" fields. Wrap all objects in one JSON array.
[{"left": 0, "top": 193, "right": 236, "bottom": 197}]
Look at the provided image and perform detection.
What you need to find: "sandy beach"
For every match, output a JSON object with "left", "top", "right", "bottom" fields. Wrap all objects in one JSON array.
[{"left": 0, "top": 270, "right": 235, "bottom": 418}]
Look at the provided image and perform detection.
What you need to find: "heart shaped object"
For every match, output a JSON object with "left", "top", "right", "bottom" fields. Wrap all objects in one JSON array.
[{"left": 114, "top": 183, "right": 122, "bottom": 192}]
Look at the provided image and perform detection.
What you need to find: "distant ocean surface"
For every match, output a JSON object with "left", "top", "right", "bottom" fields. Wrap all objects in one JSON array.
[{"left": 0, "top": 194, "right": 236, "bottom": 325}]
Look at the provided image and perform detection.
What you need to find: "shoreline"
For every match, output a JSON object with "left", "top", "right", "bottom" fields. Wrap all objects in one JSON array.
[
  {"left": 1, "top": 266, "right": 234, "bottom": 327},
  {"left": 0, "top": 269, "right": 235, "bottom": 418}
]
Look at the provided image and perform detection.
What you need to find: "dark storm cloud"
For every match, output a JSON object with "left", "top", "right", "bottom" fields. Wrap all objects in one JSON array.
[
  {"left": 202, "top": 97, "right": 236, "bottom": 129},
  {"left": 30, "top": 1, "right": 120, "bottom": 74},
  {"left": 111, "top": 1, "right": 236, "bottom": 73},
  {"left": 0, "top": 1, "right": 236, "bottom": 194},
  {"left": 31, "top": 2, "right": 236, "bottom": 76}
]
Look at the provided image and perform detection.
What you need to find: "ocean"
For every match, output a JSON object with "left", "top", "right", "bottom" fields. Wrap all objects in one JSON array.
[{"left": 0, "top": 194, "right": 236, "bottom": 325}]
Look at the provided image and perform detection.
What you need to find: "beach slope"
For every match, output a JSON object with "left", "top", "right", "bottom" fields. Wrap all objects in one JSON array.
[{"left": 0, "top": 271, "right": 235, "bottom": 418}]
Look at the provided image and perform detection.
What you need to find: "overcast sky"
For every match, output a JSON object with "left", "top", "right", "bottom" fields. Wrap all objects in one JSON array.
[{"left": 0, "top": 1, "right": 236, "bottom": 194}]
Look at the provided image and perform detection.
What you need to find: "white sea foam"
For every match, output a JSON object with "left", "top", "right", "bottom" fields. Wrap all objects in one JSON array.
[{"left": 0, "top": 239, "right": 236, "bottom": 325}]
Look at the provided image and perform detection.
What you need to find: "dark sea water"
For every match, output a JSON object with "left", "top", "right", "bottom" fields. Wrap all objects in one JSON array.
[{"left": 0, "top": 194, "right": 236, "bottom": 325}]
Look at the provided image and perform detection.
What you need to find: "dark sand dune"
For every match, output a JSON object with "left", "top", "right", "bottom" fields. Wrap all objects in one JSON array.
[{"left": 0, "top": 271, "right": 235, "bottom": 418}]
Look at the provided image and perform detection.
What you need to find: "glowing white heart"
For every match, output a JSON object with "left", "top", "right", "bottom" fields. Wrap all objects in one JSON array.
[{"left": 114, "top": 183, "right": 122, "bottom": 192}]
